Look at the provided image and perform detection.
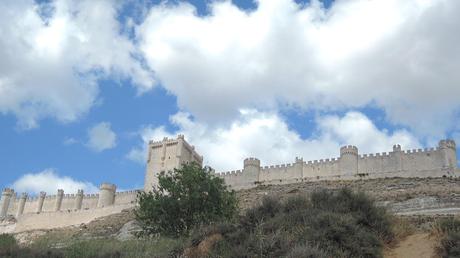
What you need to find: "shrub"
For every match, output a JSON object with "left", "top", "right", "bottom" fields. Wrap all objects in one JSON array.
[
  {"left": 198, "top": 188, "right": 393, "bottom": 258},
  {"left": 286, "top": 244, "right": 329, "bottom": 258},
  {"left": 310, "top": 188, "right": 394, "bottom": 243},
  {"left": 436, "top": 217, "right": 460, "bottom": 258},
  {"left": 135, "top": 162, "right": 238, "bottom": 237}
]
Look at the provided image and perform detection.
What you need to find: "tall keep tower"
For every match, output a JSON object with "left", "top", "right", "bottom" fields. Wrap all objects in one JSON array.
[{"left": 144, "top": 135, "right": 203, "bottom": 192}]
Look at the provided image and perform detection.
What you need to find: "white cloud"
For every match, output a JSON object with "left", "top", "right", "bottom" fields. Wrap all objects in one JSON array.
[
  {"left": 63, "top": 137, "right": 78, "bottom": 146},
  {"left": 128, "top": 110, "right": 421, "bottom": 171},
  {"left": 0, "top": 0, "right": 154, "bottom": 129},
  {"left": 11, "top": 169, "right": 98, "bottom": 195},
  {"left": 86, "top": 122, "right": 117, "bottom": 152},
  {"left": 136, "top": 0, "right": 460, "bottom": 137}
]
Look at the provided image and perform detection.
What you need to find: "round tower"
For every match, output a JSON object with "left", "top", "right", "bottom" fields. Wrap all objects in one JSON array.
[
  {"left": 339, "top": 145, "right": 359, "bottom": 176},
  {"left": 97, "top": 183, "right": 116, "bottom": 208},
  {"left": 243, "top": 158, "right": 261, "bottom": 183},
  {"left": 439, "top": 139, "right": 457, "bottom": 169},
  {"left": 16, "top": 192, "right": 28, "bottom": 217},
  {"left": 74, "top": 189, "right": 84, "bottom": 210},
  {"left": 0, "top": 188, "right": 14, "bottom": 218},
  {"left": 36, "top": 191, "right": 46, "bottom": 213},
  {"left": 54, "top": 189, "right": 64, "bottom": 211}
]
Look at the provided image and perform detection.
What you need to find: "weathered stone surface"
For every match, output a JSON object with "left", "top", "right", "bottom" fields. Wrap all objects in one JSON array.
[{"left": 115, "top": 220, "right": 142, "bottom": 241}]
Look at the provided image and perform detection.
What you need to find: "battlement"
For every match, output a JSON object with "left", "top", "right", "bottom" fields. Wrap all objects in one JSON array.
[
  {"left": 214, "top": 139, "right": 458, "bottom": 190},
  {"left": 2, "top": 188, "right": 14, "bottom": 196},
  {"left": 100, "top": 183, "right": 116, "bottom": 191},
  {"left": 340, "top": 145, "right": 358, "bottom": 156},
  {"left": 115, "top": 190, "right": 140, "bottom": 196},
  {"left": 221, "top": 170, "right": 243, "bottom": 176},
  {"left": 439, "top": 139, "right": 456, "bottom": 150},
  {"left": 244, "top": 157, "right": 260, "bottom": 167}
]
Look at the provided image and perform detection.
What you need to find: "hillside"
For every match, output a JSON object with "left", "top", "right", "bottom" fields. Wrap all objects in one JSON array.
[{"left": 4, "top": 177, "right": 460, "bottom": 257}]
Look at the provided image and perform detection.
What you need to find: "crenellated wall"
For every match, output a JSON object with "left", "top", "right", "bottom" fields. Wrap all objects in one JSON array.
[
  {"left": 218, "top": 140, "right": 459, "bottom": 190},
  {"left": 1, "top": 185, "right": 139, "bottom": 223},
  {"left": 1, "top": 136, "right": 458, "bottom": 233}
]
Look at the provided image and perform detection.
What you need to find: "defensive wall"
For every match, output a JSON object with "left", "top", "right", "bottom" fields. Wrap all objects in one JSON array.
[
  {"left": 216, "top": 140, "right": 459, "bottom": 190},
  {"left": 1, "top": 137, "right": 458, "bottom": 233},
  {"left": 0, "top": 183, "right": 139, "bottom": 233}
]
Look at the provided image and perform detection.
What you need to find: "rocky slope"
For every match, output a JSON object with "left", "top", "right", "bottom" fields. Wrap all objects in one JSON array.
[{"left": 10, "top": 177, "right": 460, "bottom": 247}]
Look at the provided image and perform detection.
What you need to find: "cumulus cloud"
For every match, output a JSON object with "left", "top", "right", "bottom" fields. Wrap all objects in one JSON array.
[
  {"left": 86, "top": 122, "right": 117, "bottom": 152},
  {"left": 136, "top": 0, "right": 460, "bottom": 137},
  {"left": 0, "top": 0, "right": 154, "bottom": 129},
  {"left": 11, "top": 169, "right": 98, "bottom": 195},
  {"left": 128, "top": 110, "right": 421, "bottom": 171}
]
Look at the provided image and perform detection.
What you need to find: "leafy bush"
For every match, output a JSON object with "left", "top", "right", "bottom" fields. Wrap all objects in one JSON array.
[
  {"left": 135, "top": 162, "right": 238, "bottom": 237},
  {"left": 436, "top": 217, "right": 460, "bottom": 258},
  {"left": 200, "top": 188, "right": 393, "bottom": 258}
]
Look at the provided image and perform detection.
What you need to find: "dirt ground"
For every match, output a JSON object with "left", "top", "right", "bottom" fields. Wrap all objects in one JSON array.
[{"left": 384, "top": 233, "right": 438, "bottom": 258}]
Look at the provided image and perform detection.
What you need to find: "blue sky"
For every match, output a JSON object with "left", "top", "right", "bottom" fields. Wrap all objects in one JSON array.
[{"left": 1, "top": 0, "right": 459, "bottom": 194}]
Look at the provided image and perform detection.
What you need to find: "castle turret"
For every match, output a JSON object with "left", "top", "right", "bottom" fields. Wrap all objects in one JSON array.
[
  {"left": 295, "top": 157, "right": 304, "bottom": 178},
  {"left": 243, "top": 158, "right": 261, "bottom": 184},
  {"left": 36, "top": 191, "right": 46, "bottom": 213},
  {"left": 0, "top": 188, "right": 14, "bottom": 218},
  {"left": 97, "top": 183, "right": 116, "bottom": 208},
  {"left": 439, "top": 139, "right": 457, "bottom": 170},
  {"left": 54, "top": 189, "right": 64, "bottom": 211},
  {"left": 340, "top": 145, "right": 358, "bottom": 176},
  {"left": 16, "top": 193, "right": 28, "bottom": 217},
  {"left": 74, "top": 189, "right": 84, "bottom": 210},
  {"left": 392, "top": 144, "right": 403, "bottom": 172}
]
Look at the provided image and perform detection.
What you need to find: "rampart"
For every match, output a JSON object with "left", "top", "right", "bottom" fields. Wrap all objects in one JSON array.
[
  {"left": 217, "top": 140, "right": 459, "bottom": 190},
  {"left": 0, "top": 183, "right": 139, "bottom": 233},
  {"left": 1, "top": 137, "right": 458, "bottom": 233}
]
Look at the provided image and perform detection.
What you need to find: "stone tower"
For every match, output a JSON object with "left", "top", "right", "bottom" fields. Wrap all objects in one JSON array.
[
  {"left": 144, "top": 135, "right": 203, "bottom": 192},
  {"left": 0, "top": 188, "right": 14, "bottom": 218},
  {"left": 339, "top": 145, "right": 358, "bottom": 176},
  {"left": 97, "top": 183, "right": 116, "bottom": 208},
  {"left": 439, "top": 139, "right": 457, "bottom": 172},
  {"left": 243, "top": 157, "right": 261, "bottom": 184}
]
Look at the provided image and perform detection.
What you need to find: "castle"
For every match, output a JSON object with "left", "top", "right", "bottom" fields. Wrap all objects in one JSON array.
[{"left": 1, "top": 135, "right": 459, "bottom": 233}]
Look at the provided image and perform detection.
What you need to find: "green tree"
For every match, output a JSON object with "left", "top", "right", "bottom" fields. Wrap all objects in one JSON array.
[{"left": 135, "top": 162, "right": 238, "bottom": 237}]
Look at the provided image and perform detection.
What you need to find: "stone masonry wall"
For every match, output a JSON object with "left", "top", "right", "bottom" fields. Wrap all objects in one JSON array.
[
  {"left": 4, "top": 190, "right": 137, "bottom": 217},
  {"left": 218, "top": 140, "right": 458, "bottom": 190}
]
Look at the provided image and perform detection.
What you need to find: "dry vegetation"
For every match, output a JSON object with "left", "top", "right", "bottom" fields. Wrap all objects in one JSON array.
[{"left": 1, "top": 177, "right": 459, "bottom": 258}]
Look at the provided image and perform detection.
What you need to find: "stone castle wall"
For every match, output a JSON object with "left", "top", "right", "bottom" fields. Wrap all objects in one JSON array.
[
  {"left": 0, "top": 185, "right": 139, "bottom": 232},
  {"left": 5, "top": 190, "right": 139, "bottom": 217},
  {"left": 1, "top": 136, "right": 458, "bottom": 233},
  {"left": 217, "top": 140, "right": 458, "bottom": 190}
]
